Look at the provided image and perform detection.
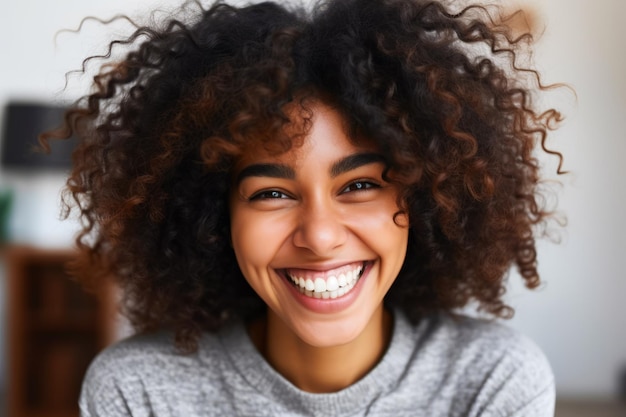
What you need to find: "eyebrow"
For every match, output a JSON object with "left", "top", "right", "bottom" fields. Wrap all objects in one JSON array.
[
  {"left": 236, "top": 163, "right": 295, "bottom": 184},
  {"left": 329, "top": 152, "right": 386, "bottom": 177},
  {"left": 235, "top": 152, "right": 386, "bottom": 184}
]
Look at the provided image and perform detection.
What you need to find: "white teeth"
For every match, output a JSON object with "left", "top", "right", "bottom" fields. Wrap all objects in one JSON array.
[
  {"left": 326, "top": 276, "right": 338, "bottom": 291},
  {"left": 314, "top": 278, "right": 326, "bottom": 293},
  {"left": 287, "top": 263, "right": 365, "bottom": 299},
  {"left": 338, "top": 274, "right": 347, "bottom": 287}
]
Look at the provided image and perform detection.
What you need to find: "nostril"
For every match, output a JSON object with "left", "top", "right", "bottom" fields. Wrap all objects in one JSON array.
[{"left": 292, "top": 212, "right": 348, "bottom": 254}]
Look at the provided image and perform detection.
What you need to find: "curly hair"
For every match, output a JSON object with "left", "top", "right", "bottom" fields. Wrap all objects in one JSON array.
[{"left": 51, "top": 0, "right": 564, "bottom": 350}]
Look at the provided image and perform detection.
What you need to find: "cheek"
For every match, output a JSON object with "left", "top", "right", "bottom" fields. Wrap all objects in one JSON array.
[
  {"left": 230, "top": 208, "right": 294, "bottom": 270},
  {"left": 375, "top": 216, "right": 409, "bottom": 258},
  {"left": 344, "top": 200, "right": 409, "bottom": 257}
]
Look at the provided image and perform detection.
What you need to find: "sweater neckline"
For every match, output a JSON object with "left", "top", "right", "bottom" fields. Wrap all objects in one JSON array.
[{"left": 219, "top": 309, "right": 416, "bottom": 416}]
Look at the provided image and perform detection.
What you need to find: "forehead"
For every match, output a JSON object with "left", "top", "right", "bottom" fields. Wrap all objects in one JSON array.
[{"left": 232, "top": 102, "right": 377, "bottom": 173}]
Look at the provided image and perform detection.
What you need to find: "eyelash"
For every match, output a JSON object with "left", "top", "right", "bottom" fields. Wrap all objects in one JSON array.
[
  {"left": 248, "top": 190, "right": 291, "bottom": 201},
  {"left": 340, "top": 180, "right": 380, "bottom": 193},
  {"left": 248, "top": 180, "right": 380, "bottom": 201}
]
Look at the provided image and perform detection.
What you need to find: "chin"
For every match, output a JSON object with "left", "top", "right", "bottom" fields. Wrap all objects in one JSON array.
[{"left": 289, "top": 312, "right": 373, "bottom": 348}]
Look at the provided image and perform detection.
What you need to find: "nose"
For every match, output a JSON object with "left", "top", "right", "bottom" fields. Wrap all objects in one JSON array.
[{"left": 292, "top": 199, "right": 348, "bottom": 256}]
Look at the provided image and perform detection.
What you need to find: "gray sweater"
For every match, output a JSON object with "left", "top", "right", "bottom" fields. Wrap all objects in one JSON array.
[{"left": 79, "top": 311, "right": 555, "bottom": 416}]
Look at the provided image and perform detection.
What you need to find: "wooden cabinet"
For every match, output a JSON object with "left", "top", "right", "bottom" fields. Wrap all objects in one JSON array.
[{"left": 5, "top": 246, "right": 115, "bottom": 417}]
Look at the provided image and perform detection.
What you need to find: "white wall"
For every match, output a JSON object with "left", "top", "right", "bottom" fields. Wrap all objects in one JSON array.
[
  {"left": 0, "top": 0, "right": 167, "bottom": 399},
  {"left": 0, "top": 0, "right": 624, "bottom": 399},
  {"left": 505, "top": 0, "right": 626, "bottom": 398}
]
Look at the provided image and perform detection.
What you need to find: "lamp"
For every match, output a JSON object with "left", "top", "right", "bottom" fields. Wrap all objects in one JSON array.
[
  {"left": 0, "top": 101, "right": 76, "bottom": 245},
  {"left": 0, "top": 102, "right": 73, "bottom": 171}
]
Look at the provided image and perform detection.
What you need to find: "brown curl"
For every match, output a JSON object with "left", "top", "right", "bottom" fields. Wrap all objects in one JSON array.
[{"left": 46, "top": 0, "right": 566, "bottom": 351}]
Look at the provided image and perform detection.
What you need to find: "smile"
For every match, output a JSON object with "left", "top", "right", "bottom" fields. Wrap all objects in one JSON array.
[{"left": 282, "top": 262, "right": 367, "bottom": 299}]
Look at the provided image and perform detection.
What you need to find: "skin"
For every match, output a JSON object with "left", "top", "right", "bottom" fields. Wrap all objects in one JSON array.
[{"left": 229, "top": 103, "right": 409, "bottom": 393}]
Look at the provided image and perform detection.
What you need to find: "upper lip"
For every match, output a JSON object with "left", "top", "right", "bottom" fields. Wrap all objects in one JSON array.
[{"left": 276, "top": 260, "right": 369, "bottom": 273}]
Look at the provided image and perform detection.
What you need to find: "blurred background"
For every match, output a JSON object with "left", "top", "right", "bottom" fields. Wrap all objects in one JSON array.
[{"left": 0, "top": 0, "right": 624, "bottom": 416}]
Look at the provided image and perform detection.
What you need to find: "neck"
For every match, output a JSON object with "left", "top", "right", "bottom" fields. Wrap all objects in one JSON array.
[{"left": 248, "top": 306, "right": 393, "bottom": 393}]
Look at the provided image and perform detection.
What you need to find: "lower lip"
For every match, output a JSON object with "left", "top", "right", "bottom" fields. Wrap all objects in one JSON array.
[{"left": 282, "top": 263, "right": 371, "bottom": 314}]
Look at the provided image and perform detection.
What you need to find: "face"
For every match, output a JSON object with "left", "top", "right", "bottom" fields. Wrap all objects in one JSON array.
[{"left": 229, "top": 103, "right": 409, "bottom": 348}]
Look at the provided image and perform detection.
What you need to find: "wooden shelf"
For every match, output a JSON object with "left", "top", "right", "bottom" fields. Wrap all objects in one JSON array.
[
  {"left": 5, "top": 246, "right": 115, "bottom": 417},
  {"left": 28, "top": 312, "right": 99, "bottom": 333}
]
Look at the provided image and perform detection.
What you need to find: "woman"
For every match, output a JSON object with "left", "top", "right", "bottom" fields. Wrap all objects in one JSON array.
[{"left": 56, "top": 0, "right": 565, "bottom": 415}]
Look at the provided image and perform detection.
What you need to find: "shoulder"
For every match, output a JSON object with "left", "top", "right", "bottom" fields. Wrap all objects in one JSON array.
[
  {"left": 439, "top": 314, "right": 552, "bottom": 383},
  {"left": 79, "top": 329, "right": 227, "bottom": 416},
  {"left": 83, "top": 330, "right": 189, "bottom": 381},
  {"left": 428, "top": 313, "right": 550, "bottom": 363},
  {"left": 400, "top": 312, "right": 555, "bottom": 416}
]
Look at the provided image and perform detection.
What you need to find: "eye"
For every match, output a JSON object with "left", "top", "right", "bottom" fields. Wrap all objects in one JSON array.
[
  {"left": 249, "top": 189, "right": 291, "bottom": 201},
  {"left": 340, "top": 180, "right": 380, "bottom": 194}
]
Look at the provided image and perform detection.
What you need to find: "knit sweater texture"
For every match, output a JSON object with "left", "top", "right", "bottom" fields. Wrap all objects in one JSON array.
[{"left": 79, "top": 311, "right": 555, "bottom": 416}]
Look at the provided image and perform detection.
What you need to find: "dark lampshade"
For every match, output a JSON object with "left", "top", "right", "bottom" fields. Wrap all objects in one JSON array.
[{"left": 0, "top": 102, "right": 74, "bottom": 171}]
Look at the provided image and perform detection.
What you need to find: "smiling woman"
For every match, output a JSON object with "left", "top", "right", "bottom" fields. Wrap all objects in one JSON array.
[
  {"left": 47, "top": 0, "right": 565, "bottom": 415},
  {"left": 229, "top": 104, "right": 408, "bottom": 388},
  {"left": 230, "top": 104, "right": 409, "bottom": 365}
]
